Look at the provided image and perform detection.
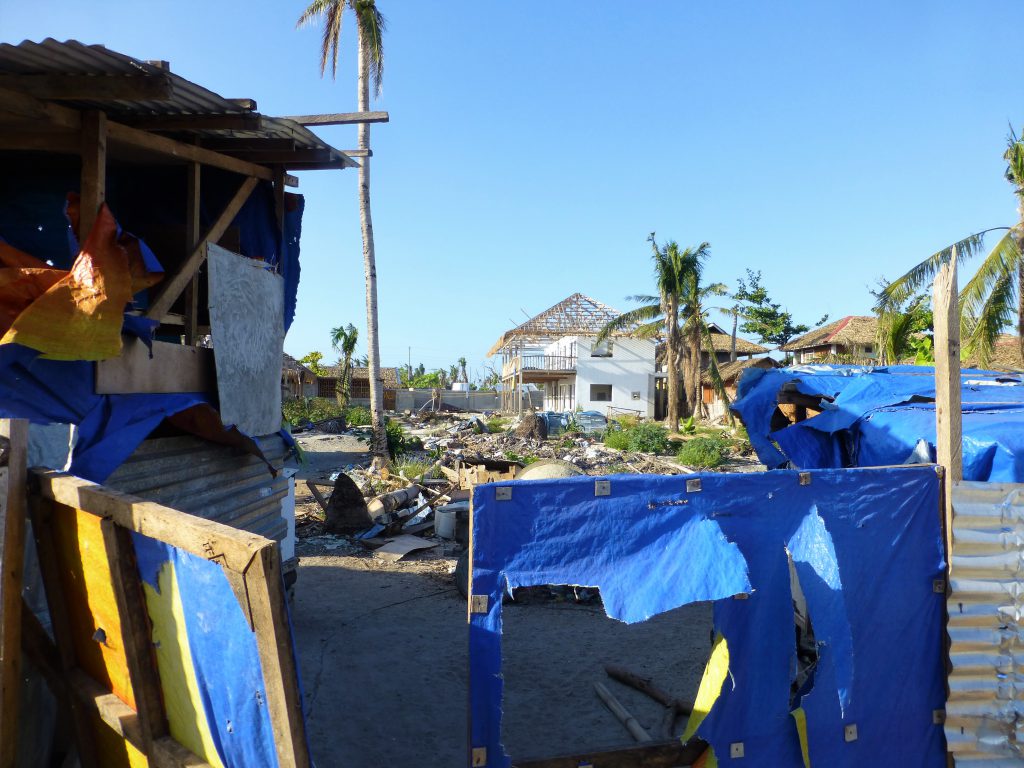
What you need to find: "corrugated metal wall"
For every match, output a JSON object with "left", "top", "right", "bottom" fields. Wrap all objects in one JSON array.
[
  {"left": 947, "top": 481, "right": 1024, "bottom": 765},
  {"left": 104, "top": 434, "right": 290, "bottom": 543}
]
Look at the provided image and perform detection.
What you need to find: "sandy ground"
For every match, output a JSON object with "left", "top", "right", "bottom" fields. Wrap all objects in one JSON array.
[{"left": 288, "top": 429, "right": 720, "bottom": 767}]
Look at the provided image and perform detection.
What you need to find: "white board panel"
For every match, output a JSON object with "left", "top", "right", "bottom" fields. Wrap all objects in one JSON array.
[{"left": 207, "top": 244, "right": 284, "bottom": 436}]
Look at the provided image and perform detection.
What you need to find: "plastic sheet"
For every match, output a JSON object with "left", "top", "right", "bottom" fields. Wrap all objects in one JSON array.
[
  {"left": 469, "top": 466, "right": 945, "bottom": 767},
  {"left": 732, "top": 365, "right": 1024, "bottom": 481}
]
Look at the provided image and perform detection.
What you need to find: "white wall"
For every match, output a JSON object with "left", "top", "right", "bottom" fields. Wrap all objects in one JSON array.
[{"left": 573, "top": 337, "right": 657, "bottom": 417}]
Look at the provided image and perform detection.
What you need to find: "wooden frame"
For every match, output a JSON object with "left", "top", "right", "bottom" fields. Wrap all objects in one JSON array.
[{"left": 26, "top": 469, "right": 310, "bottom": 767}]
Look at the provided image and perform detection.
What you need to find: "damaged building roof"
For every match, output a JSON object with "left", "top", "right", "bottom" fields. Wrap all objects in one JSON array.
[
  {"left": 488, "top": 293, "right": 627, "bottom": 355},
  {"left": 0, "top": 38, "right": 357, "bottom": 173},
  {"left": 780, "top": 315, "right": 878, "bottom": 351}
]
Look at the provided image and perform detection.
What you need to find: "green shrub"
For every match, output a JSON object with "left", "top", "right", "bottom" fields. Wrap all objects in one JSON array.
[
  {"left": 485, "top": 417, "right": 509, "bottom": 433},
  {"left": 282, "top": 397, "right": 345, "bottom": 425},
  {"left": 385, "top": 420, "right": 421, "bottom": 460},
  {"left": 345, "top": 406, "right": 372, "bottom": 426},
  {"left": 603, "top": 429, "right": 630, "bottom": 450},
  {"left": 677, "top": 437, "right": 727, "bottom": 469},
  {"left": 626, "top": 422, "right": 669, "bottom": 454}
]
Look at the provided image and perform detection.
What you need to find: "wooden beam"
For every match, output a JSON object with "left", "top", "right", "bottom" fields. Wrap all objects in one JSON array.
[
  {"left": 0, "top": 132, "right": 79, "bottom": 152},
  {"left": 115, "top": 113, "right": 263, "bottom": 132},
  {"left": 342, "top": 148, "right": 372, "bottom": 158},
  {"left": 0, "top": 73, "right": 173, "bottom": 101},
  {"left": 27, "top": 494, "right": 99, "bottom": 767},
  {"left": 202, "top": 138, "right": 296, "bottom": 153},
  {"left": 247, "top": 544, "right": 311, "bottom": 767},
  {"left": 79, "top": 110, "right": 107, "bottom": 243},
  {"left": 0, "top": 86, "right": 81, "bottom": 130},
  {"left": 934, "top": 245, "right": 962, "bottom": 562},
  {"left": 512, "top": 739, "right": 708, "bottom": 768},
  {"left": 226, "top": 98, "right": 257, "bottom": 111},
  {"left": 282, "top": 111, "right": 389, "bottom": 126},
  {"left": 183, "top": 162, "right": 201, "bottom": 345},
  {"left": 106, "top": 121, "right": 273, "bottom": 181},
  {"left": 31, "top": 471, "right": 271, "bottom": 575},
  {"left": 234, "top": 148, "right": 337, "bottom": 164},
  {"left": 0, "top": 420, "right": 27, "bottom": 768},
  {"left": 145, "top": 176, "right": 258, "bottom": 321},
  {"left": 284, "top": 173, "right": 299, "bottom": 188},
  {"left": 283, "top": 161, "right": 356, "bottom": 171}
]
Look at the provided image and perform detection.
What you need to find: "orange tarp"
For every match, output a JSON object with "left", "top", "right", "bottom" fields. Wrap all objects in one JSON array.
[{"left": 0, "top": 202, "right": 162, "bottom": 361}]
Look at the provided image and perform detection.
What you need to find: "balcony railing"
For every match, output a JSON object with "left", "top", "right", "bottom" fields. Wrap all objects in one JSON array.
[{"left": 502, "top": 354, "right": 577, "bottom": 379}]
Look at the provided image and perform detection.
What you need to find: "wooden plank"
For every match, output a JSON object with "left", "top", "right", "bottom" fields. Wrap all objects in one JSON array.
[
  {"left": 145, "top": 176, "right": 259, "bottom": 322},
  {"left": 115, "top": 114, "right": 263, "bottom": 132},
  {"left": 0, "top": 420, "right": 27, "bottom": 768},
  {"left": 234, "top": 148, "right": 337, "bottom": 164},
  {"left": 0, "top": 131, "right": 79, "bottom": 152},
  {"left": 933, "top": 245, "right": 962, "bottom": 562},
  {"left": 305, "top": 480, "right": 329, "bottom": 512},
  {"left": 100, "top": 520, "right": 167, "bottom": 753},
  {"left": 183, "top": 162, "right": 201, "bottom": 345},
  {"left": 0, "top": 85, "right": 81, "bottom": 130},
  {"left": 79, "top": 110, "right": 107, "bottom": 244},
  {"left": 0, "top": 73, "right": 174, "bottom": 101},
  {"left": 341, "top": 149, "right": 372, "bottom": 158},
  {"left": 106, "top": 120, "right": 273, "bottom": 181},
  {"left": 282, "top": 111, "right": 389, "bottom": 126},
  {"left": 202, "top": 138, "right": 296, "bottom": 153},
  {"left": 27, "top": 494, "right": 99, "bottom": 768},
  {"left": 246, "top": 544, "right": 310, "bottom": 767},
  {"left": 32, "top": 471, "right": 269, "bottom": 575},
  {"left": 95, "top": 339, "right": 216, "bottom": 394},
  {"left": 512, "top": 739, "right": 708, "bottom": 768}
]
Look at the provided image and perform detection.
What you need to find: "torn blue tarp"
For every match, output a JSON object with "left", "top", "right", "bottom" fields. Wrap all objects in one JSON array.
[
  {"left": 469, "top": 466, "right": 945, "bottom": 767},
  {"left": 732, "top": 364, "right": 1024, "bottom": 481},
  {"left": 0, "top": 343, "right": 211, "bottom": 482}
]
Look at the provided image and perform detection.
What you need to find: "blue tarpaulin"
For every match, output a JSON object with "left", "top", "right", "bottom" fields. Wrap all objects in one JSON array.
[
  {"left": 469, "top": 466, "right": 946, "bottom": 767},
  {"left": 732, "top": 364, "right": 1024, "bottom": 481}
]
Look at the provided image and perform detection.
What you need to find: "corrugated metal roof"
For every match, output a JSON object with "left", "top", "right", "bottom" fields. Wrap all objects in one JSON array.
[
  {"left": 0, "top": 39, "right": 356, "bottom": 167},
  {"left": 104, "top": 434, "right": 291, "bottom": 542},
  {"left": 947, "top": 481, "right": 1024, "bottom": 765}
]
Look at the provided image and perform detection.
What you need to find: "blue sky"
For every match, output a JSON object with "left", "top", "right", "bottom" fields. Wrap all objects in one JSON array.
[{"left": 4, "top": 2, "right": 1022, "bottom": 380}]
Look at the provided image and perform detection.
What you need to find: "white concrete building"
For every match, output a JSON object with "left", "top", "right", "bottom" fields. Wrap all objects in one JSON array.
[{"left": 488, "top": 293, "right": 659, "bottom": 417}]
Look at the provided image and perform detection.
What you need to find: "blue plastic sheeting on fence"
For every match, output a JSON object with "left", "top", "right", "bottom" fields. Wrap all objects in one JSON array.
[
  {"left": 133, "top": 533, "right": 280, "bottom": 767},
  {"left": 732, "top": 364, "right": 1024, "bottom": 481},
  {"left": 0, "top": 344, "right": 211, "bottom": 482},
  {"left": 469, "top": 466, "right": 946, "bottom": 767},
  {"left": 280, "top": 194, "right": 304, "bottom": 332}
]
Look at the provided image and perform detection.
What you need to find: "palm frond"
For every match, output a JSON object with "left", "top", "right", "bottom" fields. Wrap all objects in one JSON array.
[
  {"left": 700, "top": 322, "right": 731, "bottom": 421},
  {"left": 632, "top": 320, "right": 665, "bottom": 340},
  {"left": 959, "top": 230, "right": 1021, "bottom": 321},
  {"left": 596, "top": 303, "right": 661, "bottom": 343},
  {"left": 876, "top": 230, "right": 1006, "bottom": 313},
  {"left": 354, "top": 0, "right": 387, "bottom": 96},
  {"left": 625, "top": 294, "right": 660, "bottom": 305},
  {"left": 964, "top": 267, "right": 1017, "bottom": 366}
]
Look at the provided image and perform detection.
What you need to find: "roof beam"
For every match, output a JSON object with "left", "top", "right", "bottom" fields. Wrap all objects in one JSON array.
[
  {"left": 232, "top": 148, "right": 337, "bottom": 164},
  {"left": 282, "top": 111, "right": 389, "bottom": 126},
  {"left": 0, "top": 73, "right": 173, "bottom": 101},
  {"left": 106, "top": 120, "right": 274, "bottom": 181},
  {"left": 114, "top": 113, "right": 263, "bottom": 132},
  {"left": 283, "top": 160, "right": 357, "bottom": 171},
  {"left": 0, "top": 86, "right": 80, "bottom": 129},
  {"left": 201, "top": 138, "right": 296, "bottom": 153}
]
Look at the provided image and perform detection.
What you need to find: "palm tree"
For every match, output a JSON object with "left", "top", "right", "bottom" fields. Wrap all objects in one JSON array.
[
  {"left": 457, "top": 356, "right": 469, "bottom": 383},
  {"left": 297, "top": 0, "right": 389, "bottom": 464},
  {"left": 598, "top": 235, "right": 729, "bottom": 431},
  {"left": 330, "top": 323, "right": 359, "bottom": 407},
  {"left": 878, "top": 130, "right": 1024, "bottom": 365}
]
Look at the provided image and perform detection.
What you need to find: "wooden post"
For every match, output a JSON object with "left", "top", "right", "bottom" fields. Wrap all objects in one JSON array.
[
  {"left": 79, "top": 110, "right": 107, "bottom": 244},
  {"left": 933, "top": 245, "right": 962, "bottom": 562},
  {"left": 183, "top": 162, "right": 201, "bottom": 345},
  {"left": 0, "top": 419, "right": 27, "bottom": 768}
]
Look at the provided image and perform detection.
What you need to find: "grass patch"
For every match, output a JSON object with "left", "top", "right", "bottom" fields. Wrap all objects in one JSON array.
[
  {"left": 504, "top": 451, "right": 539, "bottom": 465},
  {"left": 677, "top": 437, "right": 728, "bottom": 469},
  {"left": 282, "top": 398, "right": 373, "bottom": 428},
  {"left": 603, "top": 421, "right": 670, "bottom": 454},
  {"left": 395, "top": 459, "right": 438, "bottom": 481}
]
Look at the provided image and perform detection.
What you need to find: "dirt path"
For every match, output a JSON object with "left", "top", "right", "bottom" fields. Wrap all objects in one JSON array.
[{"left": 291, "top": 545, "right": 712, "bottom": 767}]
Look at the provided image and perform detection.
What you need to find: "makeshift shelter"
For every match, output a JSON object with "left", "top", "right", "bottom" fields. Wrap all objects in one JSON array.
[
  {"left": 0, "top": 38, "right": 373, "bottom": 767},
  {"left": 282, "top": 353, "right": 317, "bottom": 400},
  {"left": 316, "top": 365, "right": 399, "bottom": 409}
]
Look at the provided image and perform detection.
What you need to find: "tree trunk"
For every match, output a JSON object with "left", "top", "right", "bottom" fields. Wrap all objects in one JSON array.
[
  {"left": 730, "top": 312, "right": 738, "bottom": 363},
  {"left": 1018, "top": 256, "right": 1024, "bottom": 363},
  {"left": 664, "top": 294, "right": 680, "bottom": 432},
  {"left": 356, "top": 27, "right": 388, "bottom": 465},
  {"left": 690, "top": 327, "right": 702, "bottom": 422}
]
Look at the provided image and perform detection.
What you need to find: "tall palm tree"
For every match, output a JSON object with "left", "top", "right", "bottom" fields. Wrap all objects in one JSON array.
[
  {"left": 878, "top": 130, "right": 1024, "bottom": 365},
  {"left": 298, "top": 0, "right": 389, "bottom": 464},
  {"left": 457, "top": 356, "right": 469, "bottom": 383},
  {"left": 330, "top": 323, "right": 359, "bottom": 407},
  {"left": 598, "top": 235, "right": 729, "bottom": 431}
]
